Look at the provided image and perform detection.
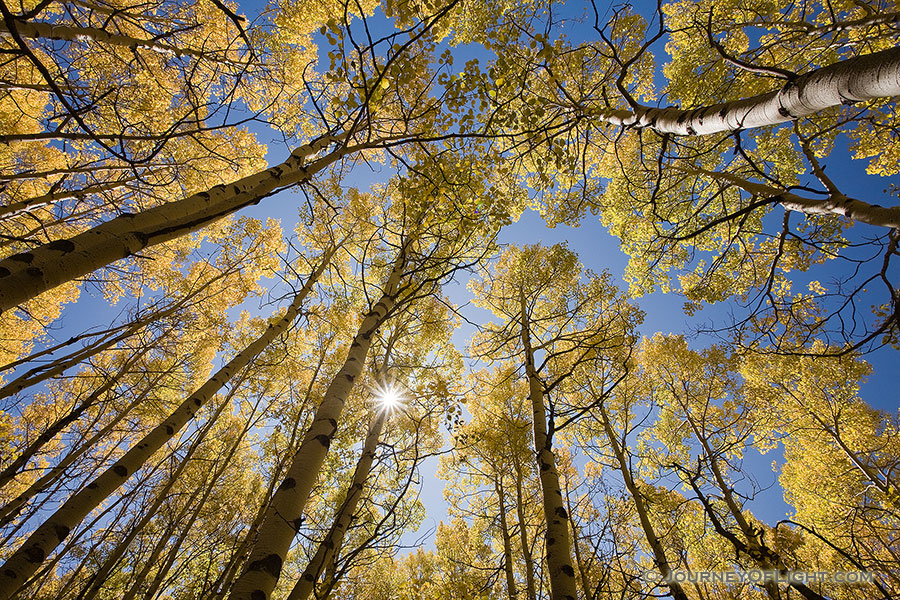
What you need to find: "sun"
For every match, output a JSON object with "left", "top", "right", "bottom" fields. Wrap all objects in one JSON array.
[{"left": 370, "top": 380, "right": 408, "bottom": 414}]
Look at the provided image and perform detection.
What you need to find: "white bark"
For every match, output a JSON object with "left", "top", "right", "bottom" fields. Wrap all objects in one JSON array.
[
  {"left": 0, "top": 257, "right": 326, "bottom": 599},
  {"left": 520, "top": 296, "right": 578, "bottom": 600},
  {"left": 599, "top": 46, "right": 900, "bottom": 135},
  {"left": 0, "top": 131, "right": 361, "bottom": 312},
  {"left": 681, "top": 165, "right": 900, "bottom": 229},
  {"left": 0, "top": 19, "right": 224, "bottom": 61},
  {"left": 597, "top": 404, "right": 689, "bottom": 600},
  {"left": 286, "top": 410, "right": 386, "bottom": 600},
  {"left": 227, "top": 250, "right": 406, "bottom": 600}
]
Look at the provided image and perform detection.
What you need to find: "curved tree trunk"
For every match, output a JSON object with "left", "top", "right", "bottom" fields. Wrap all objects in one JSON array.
[
  {"left": 599, "top": 46, "right": 900, "bottom": 135},
  {"left": 227, "top": 247, "right": 407, "bottom": 600},
  {"left": 0, "top": 255, "right": 329, "bottom": 599},
  {"left": 0, "top": 132, "right": 359, "bottom": 312}
]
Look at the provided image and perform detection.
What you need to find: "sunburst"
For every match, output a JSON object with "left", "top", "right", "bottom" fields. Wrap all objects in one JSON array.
[{"left": 370, "top": 379, "right": 408, "bottom": 414}]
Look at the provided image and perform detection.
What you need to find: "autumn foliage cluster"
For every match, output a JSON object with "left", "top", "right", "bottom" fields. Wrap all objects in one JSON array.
[{"left": 0, "top": 0, "right": 898, "bottom": 599}]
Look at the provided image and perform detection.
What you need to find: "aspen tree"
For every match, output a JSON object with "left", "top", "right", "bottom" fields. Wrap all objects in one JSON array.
[
  {"left": 594, "top": 400, "right": 690, "bottom": 600},
  {"left": 287, "top": 408, "right": 387, "bottom": 600},
  {"left": 228, "top": 242, "right": 409, "bottom": 600},
  {"left": 0, "top": 252, "right": 331, "bottom": 598},
  {"left": 471, "top": 245, "right": 640, "bottom": 600}
]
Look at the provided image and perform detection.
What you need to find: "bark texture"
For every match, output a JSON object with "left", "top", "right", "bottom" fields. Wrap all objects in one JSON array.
[
  {"left": 227, "top": 251, "right": 405, "bottom": 600},
  {"left": 0, "top": 132, "right": 358, "bottom": 312},
  {"left": 286, "top": 410, "right": 386, "bottom": 600},
  {"left": 599, "top": 46, "right": 900, "bottom": 135},
  {"left": 520, "top": 298, "right": 578, "bottom": 600}
]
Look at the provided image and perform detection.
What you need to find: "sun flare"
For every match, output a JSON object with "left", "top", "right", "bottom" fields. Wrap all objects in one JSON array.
[{"left": 371, "top": 380, "right": 408, "bottom": 414}]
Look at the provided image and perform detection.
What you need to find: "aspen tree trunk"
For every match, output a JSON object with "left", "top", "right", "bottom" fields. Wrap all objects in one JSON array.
[
  {"left": 75, "top": 381, "right": 244, "bottom": 600},
  {"left": 599, "top": 46, "right": 900, "bottom": 135},
  {"left": 678, "top": 165, "right": 900, "bottom": 229},
  {"left": 0, "top": 374, "right": 162, "bottom": 527},
  {"left": 0, "top": 18, "right": 231, "bottom": 61},
  {"left": 228, "top": 247, "right": 407, "bottom": 600},
  {"left": 494, "top": 477, "right": 518, "bottom": 600},
  {"left": 0, "top": 344, "right": 151, "bottom": 490},
  {"left": 596, "top": 404, "right": 689, "bottom": 600},
  {"left": 286, "top": 410, "right": 386, "bottom": 600},
  {"left": 513, "top": 458, "right": 538, "bottom": 600},
  {"left": 0, "top": 256, "right": 328, "bottom": 599},
  {"left": 563, "top": 476, "right": 593, "bottom": 600},
  {"left": 682, "top": 414, "right": 825, "bottom": 600},
  {"left": 0, "top": 180, "right": 134, "bottom": 221},
  {"left": 0, "top": 131, "right": 362, "bottom": 312},
  {"left": 205, "top": 356, "right": 328, "bottom": 599},
  {"left": 519, "top": 296, "right": 578, "bottom": 600}
]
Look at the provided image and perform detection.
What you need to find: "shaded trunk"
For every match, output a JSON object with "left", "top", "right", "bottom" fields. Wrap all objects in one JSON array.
[
  {"left": 519, "top": 295, "right": 578, "bottom": 600},
  {"left": 494, "top": 476, "right": 518, "bottom": 600},
  {"left": 286, "top": 410, "right": 386, "bottom": 600},
  {"left": 513, "top": 458, "right": 538, "bottom": 600},
  {"left": 75, "top": 381, "right": 243, "bottom": 600},
  {"left": 0, "top": 377, "right": 159, "bottom": 527},
  {"left": 597, "top": 404, "right": 689, "bottom": 600},
  {"left": 228, "top": 248, "right": 406, "bottom": 600},
  {"left": 682, "top": 410, "right": 825, "bottom": 600},
  {"left": 0, "top": 344, "right": 152, "bottom": 490}
]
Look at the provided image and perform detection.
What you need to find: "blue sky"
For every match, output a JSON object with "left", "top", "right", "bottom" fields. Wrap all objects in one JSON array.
[{"left": 20, "top": 0, "right": 897, "bottom": 563}]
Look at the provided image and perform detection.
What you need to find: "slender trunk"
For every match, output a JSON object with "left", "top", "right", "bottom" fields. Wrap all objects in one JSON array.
[
  {"left": 495, "top": 476, "right": 518, "bottom": 600},
  {"left": 0, "top": 180, "right": 133, "bottom": 221},
  {"left": 287, "top": 410, "right": 386, "bottom": 600},
  {"left": 513, "top": 458, "right": 537, "bottom": 600},
  {"left": 519, "top": 295, "right": 578, "bottom": 600},
  {"left": 598, "top": 46, "right": 900, "bottom": 135},
  {"left": 563, "top": 476, "right": 593, "bottom": 600},
  {"left": 138, "top": 405, "right": 251, "bottom": 600},
  {"left": 0, "top": 283, "right": 196, "bottom": 399},
  {"left": 0, "top": 131, "right": 360, "bottom": 312},
  {"left": 683, "top": 413, "right": 824, "bottom": 600},
  {"left": 122, "top": 493, "right": 198, "bottom": 600},
  {"left": 227, "top": 248, "right": 406, "bottom": 600},
  {"left": 75, "top": 381, "right": 242, "bottom": 600},
  {"left": 597, "top": 404, "right": 689, "bottom": 600},
  {"left": 679, "top": 165, "right": 900, "bottom": 229},
  {"left": 0, "top": 18, "right": 236, "bottom": 62},
  {"left": 0, "top": 344, "right": 151, "bottom": 490},
  {"left": 0, "top": 256, "right": 327, "bottom": 599},
  {"left": 0, "top": 378, "right": 157, "bottom": 527}
]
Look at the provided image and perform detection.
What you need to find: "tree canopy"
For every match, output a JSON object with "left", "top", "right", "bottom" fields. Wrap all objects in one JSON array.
[{"left": 0, "top": 0, "right": 897, "bottom": 599}]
